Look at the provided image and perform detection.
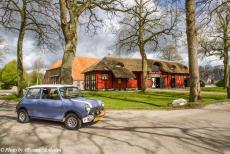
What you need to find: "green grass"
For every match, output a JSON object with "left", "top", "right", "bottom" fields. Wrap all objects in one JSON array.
[
  {"left": 84, "top": 91, "right": 229, "bottom": 110},
  {"left": 0, "top": 94, "right": 20, "bottom": 101},
  {"left": 201, "top": 87, "right": 226, "bottom": 92},
  {"left": 0, "top": 87, "right": 228, "bottom": 110}
]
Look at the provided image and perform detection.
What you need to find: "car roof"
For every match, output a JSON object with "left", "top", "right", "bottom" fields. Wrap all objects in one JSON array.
[{"left": 28, "top": 84, "right": 75, "bottom": 89}]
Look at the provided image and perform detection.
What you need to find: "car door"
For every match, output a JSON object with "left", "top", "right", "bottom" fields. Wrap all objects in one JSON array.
[
  {"left": 24, "top": 88, "right": 42, "bottom": 117},
  {"left": 37, "top": 88, "right": 63, "bottom": 120}
]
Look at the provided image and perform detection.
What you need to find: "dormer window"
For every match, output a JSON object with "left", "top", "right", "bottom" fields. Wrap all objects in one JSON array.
[
  {"left": 152, "top": 63, "right": 160, "bottom": 71},
  {"left": 171, "top": 65, "right": 176, "bottom": 70},
  {"left": 114, "top": 62, "right": 124, "bottom": 68},
  {"left": 184, "top": 66, "right": 188, "bottom": 70}
]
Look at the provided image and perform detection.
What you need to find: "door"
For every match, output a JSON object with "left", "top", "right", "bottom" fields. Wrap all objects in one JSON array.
[
  {"left": 155, "top": 77, "right": 161, "bottom": 88},
  {"left": 171, "top": 77, "right": 176, "bottom": 88},
  {"left": 135, "top": 72, "right": 142, "bottom": 90},
  {"left": 151, "top": 78, "right": 156, "bottom": 88},
  {"left": 152, "top": 77, "right": 161, "bottom": 88},
  {"left": 36, "top": 88, "right": 63, "bottom": 120},
  {"left": 24, "top": 88, "right": 41, "bottom": 117}
]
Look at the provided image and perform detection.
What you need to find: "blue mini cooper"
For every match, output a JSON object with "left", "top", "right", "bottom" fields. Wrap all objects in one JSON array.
[{"left": 16, "top": 85, "right": 105, "bottom": 130}]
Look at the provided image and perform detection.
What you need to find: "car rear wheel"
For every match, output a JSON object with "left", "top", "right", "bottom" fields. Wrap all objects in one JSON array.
[
  {"left": 64, "top": 113, "right": 81, "bottom": 130},
  {"left": 17, "top": 109, "right": 30, "bottom": 123}
]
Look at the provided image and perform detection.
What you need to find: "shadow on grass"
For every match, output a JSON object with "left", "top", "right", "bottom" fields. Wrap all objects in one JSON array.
[{"left": 87, "top": 93, "right": 164, "bottom": 107}]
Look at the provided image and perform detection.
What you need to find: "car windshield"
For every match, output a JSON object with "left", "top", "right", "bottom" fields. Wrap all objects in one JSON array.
[{"left": 59, "top": 87, "right": 83, "bottom": 99}]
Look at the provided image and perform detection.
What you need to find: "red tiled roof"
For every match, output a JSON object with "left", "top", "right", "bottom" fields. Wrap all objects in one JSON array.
[
  {"left": 47, "top": 57, "right": 99, "bottom": 80},
  {"left": 72, "top": 57, "right": 99, "bottom": 80},
  {"left": 47, "top": 59, "right": 62, "bottom": 70}
]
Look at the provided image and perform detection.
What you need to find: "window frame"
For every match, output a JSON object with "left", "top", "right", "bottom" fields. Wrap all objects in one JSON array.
[
  {"left": 41, "top": 87, "right": 61, "bottom": 100},
  {"left": 101, "top": 74, "right": 108, "bottom": 80},
  {"left": 26, "top": 88, "right": 42, "bottom": 99},
  {"left": 59, "top": 87, "right": 83, "bottom": 99},
  {"left": 152, "top": 64, "right": 160, "bottom": 72}
]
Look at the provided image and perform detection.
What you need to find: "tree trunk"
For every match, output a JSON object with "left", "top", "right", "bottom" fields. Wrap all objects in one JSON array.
[
  {"left": 223, "top": 48, "right": 229, "bottom": 89},
  {"left": 60, "top": 37, "right": 77, "bottom": 84},
  {"left": 185, "top": 0, "right": 201, "bottom": 102},
  {"left": 17, "top": 1, "right": 27, "bottom": 97},
  {"left": 223, "top": 32, "right": 229, "bottom": 88},
  {"left": 59, "top": 0, "right": 78, "bottom": 84},
  {"left": 141, "top": 51, "right": 148, "bottom": 92},
  {"left": 223, "top": 39, "right": 229, "bottom": 98},
  {"left": 36, "top": 72, "right": 39, "bottom": 85},
  {"left": 138, "top": 0, "right": 148, "bottom": 92}
]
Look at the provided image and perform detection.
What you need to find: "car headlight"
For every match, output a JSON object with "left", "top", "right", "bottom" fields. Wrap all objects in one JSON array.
[
  {"left": 85, "top": 104, "right": 91, "bottom": 113},
  {"left": 98, "top": 100, "right": 104, "bottom": 107}
]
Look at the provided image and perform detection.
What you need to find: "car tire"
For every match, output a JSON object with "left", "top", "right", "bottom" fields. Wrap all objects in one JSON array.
[
  {"left": 64, "top": 113, "right": 81, "bottom": 130},
  {"left": 17, "top": 109, "right": 30, "bottom": 123}
]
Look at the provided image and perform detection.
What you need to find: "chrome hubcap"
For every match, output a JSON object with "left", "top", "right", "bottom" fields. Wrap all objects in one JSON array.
[
  {"left": 19, "top": 112, "right": 25, "bottom": 121},
  {"left": 67, "top": 117, "right": 77, "bottom": 128}
]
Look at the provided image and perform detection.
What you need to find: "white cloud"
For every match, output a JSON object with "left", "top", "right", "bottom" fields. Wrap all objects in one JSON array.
[{"left": 0, "top": 3, "right": 224, "bottom": 70}]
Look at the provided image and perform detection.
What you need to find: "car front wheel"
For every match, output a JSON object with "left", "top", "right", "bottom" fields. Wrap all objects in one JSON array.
[
  {"left": 64, "top": 113, "right": 81, "bottom": 130},
  {"left": 17, "top": 109, "right": 30, "bottom": 123}
]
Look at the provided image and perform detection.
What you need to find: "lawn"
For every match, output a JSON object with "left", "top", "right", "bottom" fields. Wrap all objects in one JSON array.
[
  {"left": 84, "top": 90, "right": 229, "bottom": 109},
  {"left": 201, "top": 87, "right": 226, "bottom": 92},
  {"left": 0, "top": 94, "right": 20, "bottom": 101},
  {"left": 0, "top": 88, "right": 228, "bottom": 110}
]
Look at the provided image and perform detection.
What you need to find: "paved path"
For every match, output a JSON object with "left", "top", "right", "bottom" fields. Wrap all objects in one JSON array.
[{"left": 0, "top": 100, "right": 230, "bottom": 154}]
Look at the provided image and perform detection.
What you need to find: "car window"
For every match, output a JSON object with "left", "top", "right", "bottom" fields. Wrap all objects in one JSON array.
[
  {"left": 59, "top": 87, "right": 82, "bottom": 99},
  {"left": 26, "top": 88, "right": 41, "bottom": 99},
  {"left": 42, "top": 88, "right": 60, "bottom": 100}
]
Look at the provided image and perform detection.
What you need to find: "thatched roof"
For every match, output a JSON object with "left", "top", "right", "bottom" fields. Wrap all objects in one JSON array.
[{"left": 83, "top": 57, "right": 189, "bottom": 78}]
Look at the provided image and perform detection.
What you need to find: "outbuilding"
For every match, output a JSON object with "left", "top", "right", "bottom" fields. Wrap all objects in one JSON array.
[{"left": 82, "top": 57, "right": 190, "bottom": 91}]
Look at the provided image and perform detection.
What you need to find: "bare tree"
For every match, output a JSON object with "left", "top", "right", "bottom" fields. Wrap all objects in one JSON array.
[
  {"left": 32, "top": 57, "right": 44, "bottom": 85},
  {"left": 0, "top": 0, "right": 60, "bottom": 96},
  {"left": 115, "top": 0, "right": 179, "bottom": 91},
  {"left": 0, "top": 36, "right": 6, "bottom": 62},
  {"left": 160, "top": 44, "right": 182, "bottom": 62},
  {"left": 186, "top": 0, "right": 201, "bottom": 102},
  {"left": 199, "top": 2, "right": 230, "bottom": 88},
  {"left": 58, "top": 0, "right": 123, "bottom": 84}
]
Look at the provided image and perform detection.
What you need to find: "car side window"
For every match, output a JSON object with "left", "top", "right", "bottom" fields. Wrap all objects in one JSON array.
[
  {"left": 26, "top": 88, "right": 41, "bottom": 99},
  {"left": 42, "top": 88, "right": 60, "bottom": 100}
]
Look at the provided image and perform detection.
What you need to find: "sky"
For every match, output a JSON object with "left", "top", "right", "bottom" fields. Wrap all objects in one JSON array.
[{"left": 0, "top": 0, "right": 223, "bottom": 72}]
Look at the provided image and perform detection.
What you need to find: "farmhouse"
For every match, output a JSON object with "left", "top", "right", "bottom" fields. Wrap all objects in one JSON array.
[
  {"left": 83, "top": 57, "right": 190, "bottom": 90},
  {"left": 44, "top": 56, "right": 190, "bottom": 90},
  {"left": 43, "top": 57, "right": 99, "bottom": 89}
]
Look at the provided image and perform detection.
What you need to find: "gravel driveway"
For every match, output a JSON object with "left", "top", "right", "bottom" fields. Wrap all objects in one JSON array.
[{"left": 0, "top": 100, "right": 230, "bottom": 154}]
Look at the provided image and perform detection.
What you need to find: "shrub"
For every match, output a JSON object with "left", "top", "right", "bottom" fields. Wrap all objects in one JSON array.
[
  {"left": 200, "top": 80, "right": 205, "bottom": 87},
  {"left": 215, "top": 79, "right": 224, "bottom": 87},
  {"left": 1, "top": 83, "right": 13, "bottom": 89}
]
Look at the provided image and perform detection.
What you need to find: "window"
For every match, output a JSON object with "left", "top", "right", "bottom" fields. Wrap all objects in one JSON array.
[
  {"left": 101, "top": 74, "right": 108, "bottom": 80},
  {"left": 85, "top": 74, "right": 96, "bottom": 90},
  {"left": 26, "top": 88, "right": 41, "bottom": 99},
  {"left": 118, "top": 79, "right": 121, "bottom": 84},
  {"left": 171, "top": 65, "right": 176, "bottom": 70},
  {"left": 59, "top": 87, "right": 82, "bottom": 99},
  {"left": 42, "top": 88, "right": 60, "bottom": 100},
  {"left": 152, "top": 64, "right": 160, "bottom": 71}
]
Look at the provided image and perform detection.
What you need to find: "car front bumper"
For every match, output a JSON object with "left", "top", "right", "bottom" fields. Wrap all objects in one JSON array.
[
  {"left": 82, "top": 110, "right": 105, "bottom": 123},
  {"left": 93, "top": 110, "right": 105, "bottom": 122}
]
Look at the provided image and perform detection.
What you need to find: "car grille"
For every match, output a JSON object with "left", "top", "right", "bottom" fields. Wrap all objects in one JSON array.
[{"left": 90, "top": 106, "right": 103, "bottom": 116}]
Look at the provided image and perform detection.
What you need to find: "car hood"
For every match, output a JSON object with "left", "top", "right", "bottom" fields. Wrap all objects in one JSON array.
[{"left": 70, "top": 97, "right": 101, "bottom": 108}]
